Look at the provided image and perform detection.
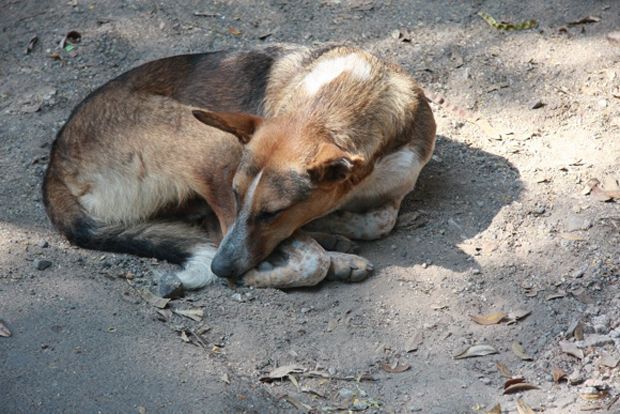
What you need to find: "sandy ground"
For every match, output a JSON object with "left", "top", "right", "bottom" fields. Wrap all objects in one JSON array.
[{"left": 1, "top": 1, "right": 619, "bottom": 413}]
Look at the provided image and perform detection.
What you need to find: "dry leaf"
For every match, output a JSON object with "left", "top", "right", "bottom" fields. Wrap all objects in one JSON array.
[
  {"left": 504, "top": 381, "right": 539, "bottom": 394},
  {"left": 228, "top": 27, "right": 241, "bottom": 36},
  {"left": 504, "top": 377, "right": 526, "bottom": 388},
  {"left": 0, "top": 320, "right": 11, "bottom": 337},
  {"left": 568, "top": 16, "right": 601, "bottom": 26},
  {"left": 156, "top": 309, "right": 172, "bottom": 321},
  {"left": 516, "top": 399, "right": 535, "bottom": 414},
  {"left": 485, "top": 404, "right": 501, "bottom": 414},
  {"left": 586, "top": 178, "right": 620, "bottom": 201},
  {"left": 281, "top": 394, "right": 312, "bottom": 411},
  {"left": 26, "top": 35, "right": 38, "bottom": 54},
  {"left": 471, "top": 311, "right": 507, "bottom": 325},
  {"left": 559, "top": 341, "right": 584, "bottom": 359},
  {"left": 301, "top": 387, "right": 325, "bottom": 398},
  {"left": 574, "top": 322, "right": 585, "bottom": 341},
  {"left": 506, "top": 310, "right": 531, "bottom": 325},
  {"left": 138, "top": 289, "right": 170, "bottom": 309},
  {"left": 193, "top": 11, "right": 219, "bottom": 17},
  {"left": 496, "top": 362, "right": 513, "bottom": 378},
  {"left": 580, "top": 390, "right": 608, "bottom": 400},
  {"left": 174, "top": 308, "right": 204, "bottom": 322},
  {"left": 405, "top": 332, "right": 424, "bottom": 352},
  {"left": 381, "top": 361, "right": 411, "bottom": 373},
  {"left": 260, "top": 364, "right": 305, "bottom": 382},
  {"left": 552, "top": 367, "right": 567, "bottom": 383},
  {"left": 559, "top": 232, "right": 586, "bottom": 241},
  {"left": 512, "top": 341, "right": 534, "bottom": 361},
  {"left": 454, "top": 344, "right": 498, "bottom": 359},
  {"left": 545, "top": 290, "right": 566, "bottom": 301}
]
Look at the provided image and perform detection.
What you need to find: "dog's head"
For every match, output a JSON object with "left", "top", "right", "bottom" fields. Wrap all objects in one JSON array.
[{"left": 193, "top": 109, "right": 364, "bottom": 279}]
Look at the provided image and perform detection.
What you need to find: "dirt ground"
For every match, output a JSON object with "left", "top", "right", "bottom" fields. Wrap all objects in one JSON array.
[{"left": 1, "top": 1, "right": 619, "bottom": 413}]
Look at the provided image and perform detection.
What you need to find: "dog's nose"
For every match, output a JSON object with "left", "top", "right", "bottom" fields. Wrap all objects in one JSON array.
[{"left": 211, "top": 254, "right": 235, "bottom": 279}]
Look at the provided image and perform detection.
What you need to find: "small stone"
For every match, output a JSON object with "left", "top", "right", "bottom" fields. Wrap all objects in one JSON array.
[
  {"left": 157, "top": 273, "right": 184, "bottom": 299},
  {"left": 231, "top": 293, "right": 245, "bottom": 302},
  {"left": 34, "top": 259, "right": 52, "bottom": 270},
  {"left": 565, "top": 215, "right": 592, "bottom": 232},
  {"left": 338, "top": 388, "right": 353, "bottom": 400},
  {"left": 352, "top": 400, "right": 369, "bottom": 411},
  {"left": 531, "top": 100, "right": 545, "bottom": 109},
  {"left": 479, "top": 377, "right": 492, "bottom": 385},
  {"left": 300, "top": 307, "right": 310, "bottom": 314},
  {"left": 38, "top": 240, "right": 49, "bottom": 248},
  {"left": 568, "top": 369, "right": 585, "bottom": 385},
  {"left": 421, "top": 262, "right": 428, "bottom": 269},
  {"left": 597, "top": 99, "right": 608, "bottom": 109},
  {"left": 328, "top": 366, "right": 337, "bottom": 376}
]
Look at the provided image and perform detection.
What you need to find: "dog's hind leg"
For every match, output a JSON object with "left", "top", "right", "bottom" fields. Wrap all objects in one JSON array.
[
  {"left": 305, "top": 198, "right": 402, "bottom": 241},
  {"left": 305, "top": 146, "right": 425, "bottom": 240}
]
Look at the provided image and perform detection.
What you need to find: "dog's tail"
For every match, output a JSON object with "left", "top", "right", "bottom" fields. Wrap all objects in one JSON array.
[{"left": 42, "top": 166, "right": 217, "bottom": 288}]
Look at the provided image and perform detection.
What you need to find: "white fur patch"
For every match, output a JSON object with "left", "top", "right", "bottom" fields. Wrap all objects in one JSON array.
[
  {"left": 348, "top": 148, "right": 423, "bottom": 204},
  {"left": 176, "top": 245, "right": 218, "bottom": 289},
  {"left": 303, "top": 54, "right": 372, "bottom": 95},
  {"left": 79, "top": 171, "right": 190, "bottom": 224}
]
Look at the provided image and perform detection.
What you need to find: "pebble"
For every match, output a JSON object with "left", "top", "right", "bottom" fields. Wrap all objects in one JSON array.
[
  {"left": 352, "top": 400, "right": 369, "bottom": 411},
  {"left": 38, "top": 240, "right": 49, "bottom": 248},
  {"left": 34, "top": 259, "right": 52, "bottom": 270},
  {"left": 568, "top": 369, "right": 585, "bottom": 385},
  {"left": 338, "top": 388, "right": 353, "bottom": 400},
  {"left": 479, "top": 377, "right": 492, "bottom": 385},
  {"left": 565, "top": 215, "right": 592, "bottom": 232},
  {"left": 231, "top": 293, "right": 245, "bottom": 302}
]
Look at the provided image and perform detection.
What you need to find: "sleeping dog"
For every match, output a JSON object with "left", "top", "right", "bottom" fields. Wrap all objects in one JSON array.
[{"left": 43, "top": 44, "right": 436, "bottom": 289}]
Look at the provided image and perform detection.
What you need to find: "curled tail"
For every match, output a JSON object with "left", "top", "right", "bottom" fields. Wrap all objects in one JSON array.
[{"left": 42, "top": 165, "right": 218, "bottom": 289}]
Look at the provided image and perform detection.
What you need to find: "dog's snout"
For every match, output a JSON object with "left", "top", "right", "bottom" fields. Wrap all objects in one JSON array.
[{"left": 211, "top": 253, "right": 236, "bottom": 279}]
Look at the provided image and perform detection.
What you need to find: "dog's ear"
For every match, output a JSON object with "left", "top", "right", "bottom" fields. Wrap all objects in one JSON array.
[
  {"left": 192, "top": 110, "right": 263, "bottom": 144},
  {"left": 307, "top": 143, "right": 364, "bottom": 184}
]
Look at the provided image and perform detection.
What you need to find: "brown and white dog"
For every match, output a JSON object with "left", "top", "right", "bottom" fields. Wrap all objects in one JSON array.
[{"left": 43, "top": 44, "right": 436, "bottom": 290}]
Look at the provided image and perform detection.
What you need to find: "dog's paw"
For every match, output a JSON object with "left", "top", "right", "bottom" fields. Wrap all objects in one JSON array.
[
  {"left": 242, "top": 233, "right": 330, "bottom": 288},
  {"left": 325, "top": 252, "right": 374, "bottom": 283},
  {"left": 306, "top": 231, "right": 359, "bottom": 253}
]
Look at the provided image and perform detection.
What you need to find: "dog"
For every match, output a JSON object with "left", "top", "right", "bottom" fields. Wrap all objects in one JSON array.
[{"left": 43, "top": 44, "right": 436, "bottom": 290}]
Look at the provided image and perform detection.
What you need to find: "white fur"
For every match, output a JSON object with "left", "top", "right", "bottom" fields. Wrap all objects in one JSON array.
[
  {"left": 303, "top": 54, "right": 372, "bottom": 95},
  {"left": 347, "top": 147, "right": 423, "bottom": 204},
  {"left": 176, "top": 245, "right": 219, "bottom": 289},
  {"left": 79, "top": 171, "right": 190, "bottom": 224}
]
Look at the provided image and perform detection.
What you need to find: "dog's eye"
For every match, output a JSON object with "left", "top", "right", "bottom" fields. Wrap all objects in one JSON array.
[{"left": 257, "top": 208, "right": 284, "bottom": 222}]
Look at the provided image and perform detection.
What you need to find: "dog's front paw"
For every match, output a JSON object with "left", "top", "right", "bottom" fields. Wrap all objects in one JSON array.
[
  {"left": 325, "top": 252, "right": 374, "bottom": 283},
  {"left": 241, "top": 233, "right": 330, "bottom": 288}
]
